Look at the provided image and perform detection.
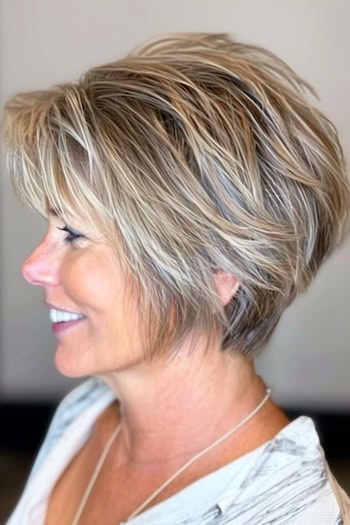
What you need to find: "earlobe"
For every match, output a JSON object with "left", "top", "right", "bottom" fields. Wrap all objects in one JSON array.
[{"left": 213, "top": 271, "right": 240, "bottom": 307}]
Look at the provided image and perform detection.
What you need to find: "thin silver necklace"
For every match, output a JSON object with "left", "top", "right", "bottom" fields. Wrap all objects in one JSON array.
[{"left": 71, "top": 387, "right": 271, "bottom": 524}]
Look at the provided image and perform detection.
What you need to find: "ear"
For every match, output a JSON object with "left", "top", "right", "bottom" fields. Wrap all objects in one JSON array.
[{"left": 212, "top": 271, "right": 240, "bottom": 307}]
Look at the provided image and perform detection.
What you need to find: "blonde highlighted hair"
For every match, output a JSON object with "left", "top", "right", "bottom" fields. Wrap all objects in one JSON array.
[{"left": 3, "top": 33, "right": 350, "bottom": 359}]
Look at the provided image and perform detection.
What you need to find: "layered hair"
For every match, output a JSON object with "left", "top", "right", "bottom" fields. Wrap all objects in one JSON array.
[{"left": 3, "top": 33, "right": 350, "bottom": 359}]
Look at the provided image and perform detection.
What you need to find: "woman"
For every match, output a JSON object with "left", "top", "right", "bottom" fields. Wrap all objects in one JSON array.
[{"left": 3, "top": 32, "right": 350, "bottom": 524}]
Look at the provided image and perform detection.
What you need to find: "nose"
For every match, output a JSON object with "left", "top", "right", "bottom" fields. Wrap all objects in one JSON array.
[{"left": 21, "top": 236, "right": 61, "bottom": 287}]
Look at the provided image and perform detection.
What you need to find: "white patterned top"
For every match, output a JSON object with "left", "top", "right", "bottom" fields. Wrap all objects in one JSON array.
[{"left": 6, "top": 377, "right": 349, "bottom": 524}]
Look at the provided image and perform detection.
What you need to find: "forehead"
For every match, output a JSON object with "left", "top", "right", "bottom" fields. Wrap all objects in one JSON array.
[
  {"left": 48, "top": 207, "right": 59, "bottom": 218},
  {"left": 47, "top": 207, "right": 71, "bottom": 223},
  {"left": 47, "top": 206, "right": 78, "bottom": 223},
  {"left": 45, "top": 195, "right": 74, "bottom": 220}
]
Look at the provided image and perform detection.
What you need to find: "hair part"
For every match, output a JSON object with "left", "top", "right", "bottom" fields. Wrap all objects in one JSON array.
[{"left": 3, "top": 32, "right": 350, "bottom": 360}]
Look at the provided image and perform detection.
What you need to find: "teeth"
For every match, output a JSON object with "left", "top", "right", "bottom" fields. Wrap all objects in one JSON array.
[{"left": 49, "top": 308, "right": 85, "bottom": 323}]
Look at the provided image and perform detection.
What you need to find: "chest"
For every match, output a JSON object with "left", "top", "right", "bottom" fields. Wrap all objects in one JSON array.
[{"left": 43, "top": 438, "right": 185, "bottom": 525}]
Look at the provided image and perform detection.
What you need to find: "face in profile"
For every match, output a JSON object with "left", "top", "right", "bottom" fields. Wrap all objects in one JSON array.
[{"left": 21, "top": 213, "right": 144, "bottom": 377}]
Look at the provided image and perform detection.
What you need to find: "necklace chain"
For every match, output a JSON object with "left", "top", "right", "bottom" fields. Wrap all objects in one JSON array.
[{"left": 71, "top": 387, "right": 271, "bottom": 524}]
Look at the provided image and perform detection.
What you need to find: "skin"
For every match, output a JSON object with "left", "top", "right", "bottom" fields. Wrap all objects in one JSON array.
[{"left": 22, "top": 212, "right": 290, "bottom": 487}]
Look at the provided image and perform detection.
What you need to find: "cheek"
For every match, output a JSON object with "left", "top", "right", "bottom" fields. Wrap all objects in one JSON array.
[{"left": 62, "top": 252, "right": 123, "bottom": 311}]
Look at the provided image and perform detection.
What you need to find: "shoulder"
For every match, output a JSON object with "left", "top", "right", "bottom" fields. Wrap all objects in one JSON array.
[
  {"left": 214, "top": 416, "right": 346, "bottom": 524},
  {"left": 27, "top": 376, "right": 113, "bottom": 481},
  {"left": 46, "top": 376, "right": 111, "bottom": 432}
]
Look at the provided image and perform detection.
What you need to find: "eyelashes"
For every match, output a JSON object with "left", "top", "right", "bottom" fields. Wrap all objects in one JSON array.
[{"left": 57, "top": 225, "right": 84, "bottom": 245}]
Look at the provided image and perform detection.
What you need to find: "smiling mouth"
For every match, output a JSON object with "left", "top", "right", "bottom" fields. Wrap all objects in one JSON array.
[{"left": 48, "top": 306, "right": 85, "bottom": 321}]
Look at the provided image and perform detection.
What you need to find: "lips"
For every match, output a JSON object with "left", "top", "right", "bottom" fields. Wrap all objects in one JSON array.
[{"left": 52, "top": 317, "right": 86, "bottom": 334}]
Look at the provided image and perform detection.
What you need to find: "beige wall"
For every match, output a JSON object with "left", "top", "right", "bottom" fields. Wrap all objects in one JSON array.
[{"left": 1, "top": 0, "right": 349, "bottom": 406}]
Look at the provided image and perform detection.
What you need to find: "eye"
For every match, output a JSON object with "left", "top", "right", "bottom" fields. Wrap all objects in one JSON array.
[{"left": 57, "top": 225, "right": 84, "bottom": 245}]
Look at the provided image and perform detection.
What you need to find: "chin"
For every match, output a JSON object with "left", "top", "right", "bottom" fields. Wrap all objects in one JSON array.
[{"left": 53, "top": 344, "right": 94, "bottom": 378}]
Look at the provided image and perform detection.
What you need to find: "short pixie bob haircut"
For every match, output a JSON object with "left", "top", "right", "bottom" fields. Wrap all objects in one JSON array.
[{"left": 3, "top": 33, "right": 350, "bottom": 360}]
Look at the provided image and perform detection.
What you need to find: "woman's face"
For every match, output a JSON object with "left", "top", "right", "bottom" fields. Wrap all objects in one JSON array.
[{"left": 21, "top": 213, "right": 143, "bottom": 377}]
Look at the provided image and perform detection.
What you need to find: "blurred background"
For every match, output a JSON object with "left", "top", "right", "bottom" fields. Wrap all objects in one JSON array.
[{"left": 1, "top": 0, "right": 350, "bottom": 522}]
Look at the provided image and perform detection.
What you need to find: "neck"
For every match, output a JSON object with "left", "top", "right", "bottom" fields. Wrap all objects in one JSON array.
[{"left": 95, "top": 348, "right": 283, "bottom": 469}]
